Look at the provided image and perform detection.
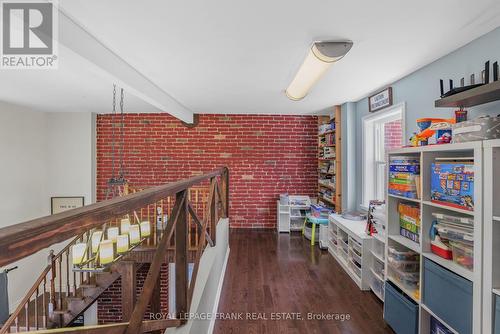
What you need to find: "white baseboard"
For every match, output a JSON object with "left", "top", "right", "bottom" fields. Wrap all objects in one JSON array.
[{"left": 208, "top": 246, "right": 230, "bottom": 334}]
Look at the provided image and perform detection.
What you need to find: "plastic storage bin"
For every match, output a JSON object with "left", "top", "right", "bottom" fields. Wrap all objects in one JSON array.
[
  {"left": 339, "top": 242, "right": 349, "bottom": 257},
  {"left": 388, "top": 266, "right": 419, "bottom": 294},
  {"left": 423, "top": 258, "right": 472, "bottom": 334},
  {"left": 370, "top": 274, "right": 385, "bottom": 300},
  {"left": 435, "top": 223, "right": 473, "bottom": 245},
  {"left": 388, "top": 245, "right": 419, "bottom": 261},
  {"left": 350, "top": 248, "right": 362, "bottom": 264},
  {"left": 372, "top": 239, "right": 385, "bottom": 260},
  {"left": 387, "top": 256, "right": 420, "bottom": 272},
  {"left": 384, "top": 281, "right": 419, "bottom": 334},
  {"left": 372, "top": 257, "right": 385, "bottom": 279},
  {"left": 449, "top": 241, "right": 474, "bottom": 270},
  {"left": 350, "top": 260, "right": 362, "bottom": 279}
]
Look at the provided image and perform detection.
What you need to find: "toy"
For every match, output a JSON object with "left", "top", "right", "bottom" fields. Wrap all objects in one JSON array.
[
  {"left": 410, "top": 118, "right": 455, "bottom": 146},
  {"left": 431, "top": 161, "right": 474, "bottom": 211}
]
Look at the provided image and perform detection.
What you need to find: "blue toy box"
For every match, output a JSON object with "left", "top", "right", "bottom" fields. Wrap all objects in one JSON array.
[{"left": 430, "top": 162, "right": 474, "bottom": 211}]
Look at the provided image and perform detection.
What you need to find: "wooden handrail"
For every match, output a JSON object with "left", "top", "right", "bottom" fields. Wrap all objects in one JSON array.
[
  {"left": 0, "top": 167, "right": 227, "bottom": 267},
  {"left": 0, "top": 167, "right": 229, "bottom": 334}
]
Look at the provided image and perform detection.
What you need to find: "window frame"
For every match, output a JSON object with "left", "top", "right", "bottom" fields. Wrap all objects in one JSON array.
[{"left": 361, "top": 102, "right": 406, "bottom": 209}]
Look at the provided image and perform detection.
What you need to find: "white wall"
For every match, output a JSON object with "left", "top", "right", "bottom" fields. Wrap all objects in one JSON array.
[
  {"left": 166, "top": 219, "right": 230, "bottom": 334},
  {"left": 46, "top": 112, "right": 95, "bottom": 205},
  {"left": 0, "top": 104, "right": 95, "bottom": 311}
]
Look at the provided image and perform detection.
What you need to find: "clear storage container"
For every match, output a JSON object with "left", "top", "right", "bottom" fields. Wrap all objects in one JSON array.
[
  {"left": 450, "top": 241, "right": 474, "bottom": 270},
  {"left": 372, "top": 239, "right": 385, "bottom": 260},
  {"left": 350, "top": 260, "right": 362, "bottom": 278},
  {"left": 436, "top": 223, "right": 473, "bottom": 245},
  {"left": 388, "top": 245, "right": 419, "bottom": 261},
  {"left": 372, "top": 257, "right": 385, "bottom": 279},
  {"left": 387, "top": 256, "right": 420, "bottom": 272},
  {"left": 432, "top": 213, "right": 474, "bottom": 226},
  {"left": 388, "top": 265, "right": 419, "bottom": 293},
  {"left": 370, "top": 273, "right": 385, "bottom": 300},
  {"left": 350, "top": 248, "right": 362, "bottom": 264}
]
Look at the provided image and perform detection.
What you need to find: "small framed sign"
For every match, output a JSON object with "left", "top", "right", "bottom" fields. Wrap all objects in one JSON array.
[
  {"left": 369, "top": 87, "right": 393, "bottom": 112},
  {"left": 51, "top": 196, "right": 85, "bottom": 215}
]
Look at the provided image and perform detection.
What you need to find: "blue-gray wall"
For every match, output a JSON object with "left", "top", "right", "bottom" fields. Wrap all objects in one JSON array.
[{"left": 342, "top": 26, "right": 500, "bottom": 211}]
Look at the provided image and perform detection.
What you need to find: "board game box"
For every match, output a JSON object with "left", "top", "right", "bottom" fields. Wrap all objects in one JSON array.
[{"left": 430, "top": 161, "right": 474, "bottom": 211}]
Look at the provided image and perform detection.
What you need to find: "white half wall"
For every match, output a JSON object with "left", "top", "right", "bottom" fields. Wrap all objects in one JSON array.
[
  {"left": 0, "top": 104, "right": 95, "bottom": 311},
  {"left": 167, "top": 218, "right": 230, "bottom": 334}
]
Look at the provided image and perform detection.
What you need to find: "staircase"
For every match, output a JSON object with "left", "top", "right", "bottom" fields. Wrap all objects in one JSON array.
[{"left": 0, "top": 168, "right": 229, "bottom": 334}]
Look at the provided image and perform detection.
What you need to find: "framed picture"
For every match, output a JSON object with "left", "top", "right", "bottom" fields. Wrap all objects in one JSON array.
[
  {"left": 51, "top": 196, "right": 85, "bottom": 215},
  {"left": 369, "top": 87, "right": 393, "bottom": 112}
]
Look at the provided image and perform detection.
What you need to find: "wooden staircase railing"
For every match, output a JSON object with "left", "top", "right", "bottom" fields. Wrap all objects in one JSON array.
[{"left": 0, "top": 167, "right": 229, "bottom": 334}]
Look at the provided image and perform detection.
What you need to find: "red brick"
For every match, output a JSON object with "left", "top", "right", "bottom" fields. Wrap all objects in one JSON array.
[{"left": 96, "top": 114, "right": 318, "bottom": 228}]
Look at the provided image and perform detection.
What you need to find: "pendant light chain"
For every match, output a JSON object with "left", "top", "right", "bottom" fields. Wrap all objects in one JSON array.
[
  {"left": 111, "top": 84, "right": 117, "bottom": 180},
  {"left": 105, "top": 84, "right": 127, "bottom": 200},
  {"left": 119, "top": 88, "right": 125, "bottom": 179}
]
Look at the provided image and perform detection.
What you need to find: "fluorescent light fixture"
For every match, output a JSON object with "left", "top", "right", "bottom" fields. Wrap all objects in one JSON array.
[{"left": 285, "top": 41, "right": 353, "bottom": 101}]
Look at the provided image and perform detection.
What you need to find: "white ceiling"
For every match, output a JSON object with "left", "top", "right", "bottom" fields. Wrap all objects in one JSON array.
[{"left": 1, "top": 0, "right": 500, "bottom": 116}]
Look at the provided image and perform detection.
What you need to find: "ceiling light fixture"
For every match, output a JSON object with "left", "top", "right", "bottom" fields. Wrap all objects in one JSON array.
[{"left": 285, "top": 41, "right": 353, "bottom": 101}]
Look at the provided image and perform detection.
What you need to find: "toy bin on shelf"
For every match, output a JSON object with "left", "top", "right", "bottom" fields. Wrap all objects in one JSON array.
[
  {"left": 423, "top": 258, "right": 472, "bottom": 334},
  {"left": 449, "top": 241, "right": 474, "bottom": 270},
  {"left": 384, "top": 281, "right": 418, "bottom": 334}
]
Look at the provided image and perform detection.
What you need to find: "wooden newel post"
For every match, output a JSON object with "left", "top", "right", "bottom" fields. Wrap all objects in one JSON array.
[
  {"left": 119, "top": 261, "right": 137, "bottom": 322},
  {"left": 48, "top": 250, "right": 56, "bottom": 317},
  {"left": 175, "top": 190, "right": 189, "bottom": 322}
]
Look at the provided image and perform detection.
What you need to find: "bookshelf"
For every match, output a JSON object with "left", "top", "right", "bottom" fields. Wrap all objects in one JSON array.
[
  {"left": 385, "top": 143, "right": 482, "bottom": 334},
  {"left": 318, "top": 105, "right": 342, "bottom": 212}
]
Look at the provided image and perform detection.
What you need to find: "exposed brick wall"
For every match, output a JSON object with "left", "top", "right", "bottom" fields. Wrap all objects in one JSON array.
[
  {"left": 96, "top": 114, "right": 318, "bottom": 228},
  {"left": 384, "top": 119, "right": 403, "bottom": 150},
  {"left": 97, "top": 264, "right": 169, "bottom": 324}
]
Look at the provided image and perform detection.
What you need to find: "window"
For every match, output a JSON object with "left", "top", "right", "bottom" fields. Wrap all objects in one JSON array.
[{"left": 361, "top": 103, "right": 404, "bottom": 208}]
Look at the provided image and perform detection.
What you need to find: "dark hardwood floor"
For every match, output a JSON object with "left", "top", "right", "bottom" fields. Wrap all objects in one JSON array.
[{"left": 214, "top": 229, "right": 395, "bottom": 334}]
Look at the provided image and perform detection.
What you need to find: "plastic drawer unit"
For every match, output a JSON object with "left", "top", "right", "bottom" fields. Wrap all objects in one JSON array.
[
  {"left": 384, "top": 281, "right": 418, "bottom": 334},
  {"left": 423, "top": 258, "right": 472, "bottom": 334},
  {"left": 495, "top": 295, "right": 500, "bottom": 334}
]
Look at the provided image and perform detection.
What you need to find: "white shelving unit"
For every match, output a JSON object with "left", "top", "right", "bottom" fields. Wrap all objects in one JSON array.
[
  {"left": 328, "top": 214, "right": 372, "bottom": 290},
  {"left": 367, "top": 203, "right": 387, "bottom": 301},
  {"left": 276, "top": 196, "right": 311, "bottom": 233},
  {"left": 386, "top": 142, "right": 483, "bottom": 334},
  {"left": 482, "top": 139, "right": 500, "bottom": 334}
]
